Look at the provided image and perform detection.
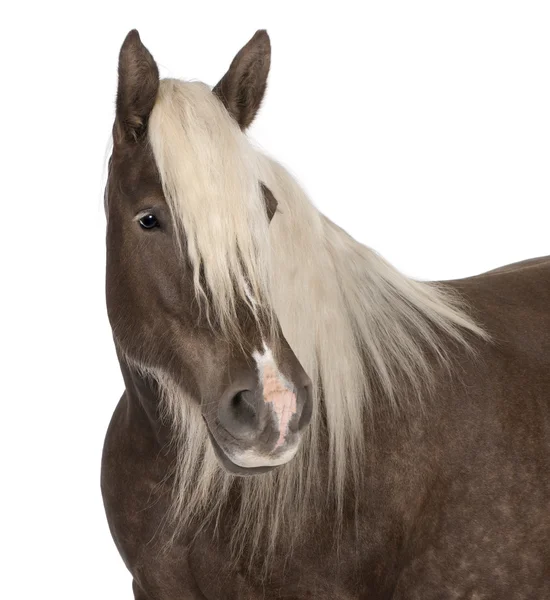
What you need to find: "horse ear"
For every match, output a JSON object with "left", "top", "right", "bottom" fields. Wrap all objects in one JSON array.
[
  {"left": 213, "top": 30, "right": 271, "bottom": 130},
  {"left": 114, "top": 30, "right": 159, "bottom": 145}
]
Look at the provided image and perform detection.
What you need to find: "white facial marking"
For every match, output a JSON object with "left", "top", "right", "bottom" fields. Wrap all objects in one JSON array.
[
  {"left": 252, "top": 343, "right": 297, "bottom": 450},
  {"left": 228, "top": 444, "right": 300, "bottom": 468}
]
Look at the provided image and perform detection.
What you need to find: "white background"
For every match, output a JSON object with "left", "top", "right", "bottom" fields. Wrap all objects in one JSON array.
[{"left": 2, "top": 1, "right": 549, "bottom": 598}]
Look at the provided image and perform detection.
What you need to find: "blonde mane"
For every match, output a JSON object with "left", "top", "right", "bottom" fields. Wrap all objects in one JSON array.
[{"left": 147, "top": 79, "right": 487, "bottom": 565}]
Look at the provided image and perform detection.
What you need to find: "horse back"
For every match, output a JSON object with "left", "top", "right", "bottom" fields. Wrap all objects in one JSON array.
[{"left": 449, "top": 255, "right": 550, "bottom": 364}]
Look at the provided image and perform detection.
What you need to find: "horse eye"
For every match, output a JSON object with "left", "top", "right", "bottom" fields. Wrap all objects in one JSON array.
[{"left": 139, "top": 214, "right": 159, "bottom": 230}]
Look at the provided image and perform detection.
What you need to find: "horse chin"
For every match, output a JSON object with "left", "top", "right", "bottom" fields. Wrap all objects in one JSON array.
[{"left": 206, "top": 428, "right": 279, "bottom": 476}]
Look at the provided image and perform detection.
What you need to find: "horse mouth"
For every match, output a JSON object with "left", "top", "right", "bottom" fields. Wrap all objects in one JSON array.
[{"left": 205, "top": 426, "right": 278, "bottom": 477}]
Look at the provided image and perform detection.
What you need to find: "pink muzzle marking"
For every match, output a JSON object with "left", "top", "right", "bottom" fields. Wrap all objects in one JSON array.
[{"left": 262, "top": 364, "right": 297, "bottom": 450}]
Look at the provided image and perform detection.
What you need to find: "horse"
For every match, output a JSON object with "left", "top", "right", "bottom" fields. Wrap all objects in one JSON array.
[{"left": 101, "top": 29, "right": 550, "bottom": 599}]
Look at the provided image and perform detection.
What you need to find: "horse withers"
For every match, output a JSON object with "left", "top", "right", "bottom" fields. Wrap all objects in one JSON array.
[{"left": 102, "top": 29, "right": 550, "bottom": 599}]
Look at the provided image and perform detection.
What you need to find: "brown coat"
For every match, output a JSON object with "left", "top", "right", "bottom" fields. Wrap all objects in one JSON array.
[
  {"left": 102, "top": 29, "right": 550, "bottom": 599},
  {"left": 102, "top": 257, "right": 550, "bottom": 598}
]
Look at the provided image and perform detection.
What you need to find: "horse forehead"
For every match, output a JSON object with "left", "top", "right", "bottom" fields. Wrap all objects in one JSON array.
[{"left": 110, "top": 143, "right": 163, "bottom": 203}]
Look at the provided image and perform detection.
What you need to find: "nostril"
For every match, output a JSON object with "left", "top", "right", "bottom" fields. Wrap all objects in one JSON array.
[
  {"left": 232, "top": 391, "right": 255, "bottom": 416},
  {"left": 229, "top": 390, "right": 257, "bottom": 428}
]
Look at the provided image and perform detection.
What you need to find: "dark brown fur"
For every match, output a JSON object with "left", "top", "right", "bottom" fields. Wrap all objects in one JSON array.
[
  {"left": 213, "top": 30, "right": 271, "bottom": 130},
  {"left": 102, "top": 30, "right": 550, "bottom": 599},
  {"left": 114, "top": 30, "right": 159, "bottom": 143}
]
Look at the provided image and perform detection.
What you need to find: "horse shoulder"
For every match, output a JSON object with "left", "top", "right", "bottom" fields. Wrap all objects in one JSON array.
[{"left": 101, "top": 393, "right": 205, "bottom": 599}]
